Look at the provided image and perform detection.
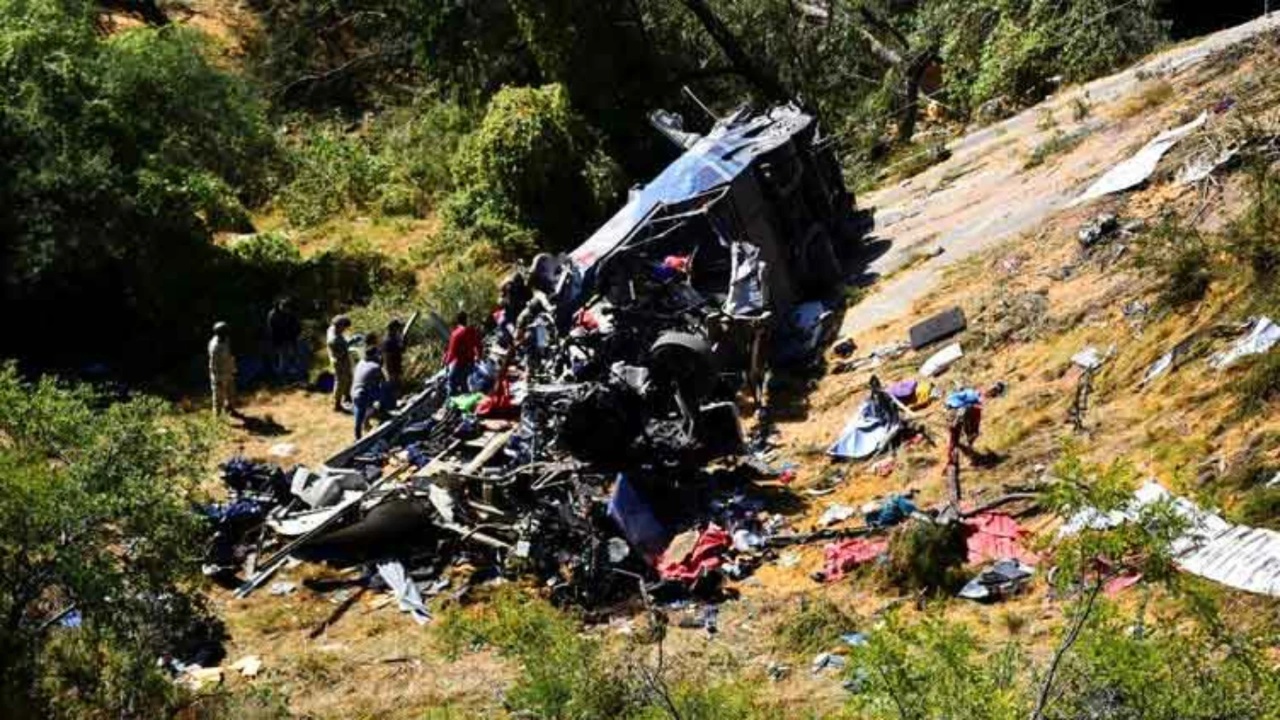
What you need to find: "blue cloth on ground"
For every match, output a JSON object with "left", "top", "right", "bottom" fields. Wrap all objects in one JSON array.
[
  {"left": 828, "top": 399, "right": 894, "bottom": 460},
  {"left": 865, "top": 495, "right": 918, "bottom": 528}
]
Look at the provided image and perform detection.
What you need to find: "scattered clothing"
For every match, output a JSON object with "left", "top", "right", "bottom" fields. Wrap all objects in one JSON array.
[
  {"left": 920, "top": 343, "right": 963, "bottom": 377},
  {"left": 864, "top": 495, "right": 917, "bottom": 528},
  {"left": 811, "top": 652, "right": 847, "bottom": 674},
  {"left": 945, "top": 388, "right": 982, "bottom": 409},
  {"left": 829, "top": 395, "right": 900, "bottom": 460},
  {"left": 821, "top": 538, "right": 889, "bottom": 582},
  {"left": 963, "top": 513, "right": 1038, "bottom": 565},
  {"left": 818, "top": 504, "right": 857, "bottom": 528},
  {"left": 658, "top": 525, "right": 731, "bottom": 584},
  {"left": 1071, "top": 346, "right": 1107, "bottom": 370}
]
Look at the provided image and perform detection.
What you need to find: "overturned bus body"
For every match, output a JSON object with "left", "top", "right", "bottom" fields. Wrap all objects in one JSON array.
[{"left": 571, "top": 102, "right": 858, "bottom": 317}]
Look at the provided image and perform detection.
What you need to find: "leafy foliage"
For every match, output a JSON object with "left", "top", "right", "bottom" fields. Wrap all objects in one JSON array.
[
  {"left": 847, "top": 612, "right": 1026, "bottom": 720},
  {"left": 881, "top": 518, "right": 968, "bottom": 593},
  {"left": 0, "top": 0, "right": 278, "bottom": 374},
  {"left": 0, "top": 365, "right": 217, "bottom": 719},
  {"left": 1135, "top": 214, "right": 1214, "bottom": 307},
  {"left": 772, "top": 598, "right": 860, "bottom": 656},
  {"left": 443, "top": 84, "right": 624, "bottom": 257},
  {"left": 278, "top": 97, "right": 475, "bottom": 226}
]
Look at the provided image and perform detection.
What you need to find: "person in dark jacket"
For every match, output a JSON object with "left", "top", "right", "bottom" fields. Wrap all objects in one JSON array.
[
  {"left": 381, "top": 318, "right": 406, "bottom": 404},
  {"left": 267, "top": 298, "right": 302, "bottom": 381},
  {"left": 352, "top": 338, "right": 386, "bottom": 439}
]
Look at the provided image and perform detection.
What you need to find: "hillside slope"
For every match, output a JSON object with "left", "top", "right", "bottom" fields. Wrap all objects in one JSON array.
[{"left": 210, "top": 17, "right": 1280, "bottom": 718}]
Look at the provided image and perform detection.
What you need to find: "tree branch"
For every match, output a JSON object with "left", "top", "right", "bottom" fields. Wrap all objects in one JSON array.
[
  {"left": 676, "top": 0, "right": 793, "bottom": 102},
  {"left": 1031, "top": 577, "right": 1105, "bottom": 720}
]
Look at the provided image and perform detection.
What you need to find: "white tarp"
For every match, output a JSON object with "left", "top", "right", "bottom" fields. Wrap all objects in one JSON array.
[
  {"left": 920, "top": 343, "right": 963, "bottom": 377},
  {"left": 1208, "top": 316, "right": 1280, "bottom": 370},
  {"left": 1071, "top": 112, "right": 1207, "bottom": 206},
  {"left": 1061, "top": 481, "right": 1280, "bottom": 597}
]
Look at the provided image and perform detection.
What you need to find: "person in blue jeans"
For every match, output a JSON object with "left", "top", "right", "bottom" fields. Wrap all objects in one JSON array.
[{"left": 351, "top": 338, "right": 386, "bottom": 439}]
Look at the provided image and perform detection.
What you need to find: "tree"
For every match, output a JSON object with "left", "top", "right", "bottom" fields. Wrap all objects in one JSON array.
[
  {"left": 0, "top": 364, "right": 217, "bottom": 719},
  {"left": 0, "top": 0, "right": 279, "bottom": 376},
  {"left": 443, "top": 84, "right": 624, "bottom": 257}
]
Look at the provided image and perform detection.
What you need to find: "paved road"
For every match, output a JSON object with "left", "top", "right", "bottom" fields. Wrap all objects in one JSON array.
[{"left": 841, "top": 13, "right": 1280, "bottom": 338}]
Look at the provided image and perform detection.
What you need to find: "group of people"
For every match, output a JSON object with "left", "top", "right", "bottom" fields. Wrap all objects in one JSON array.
[
  {"left": 325, "top": 314, "right": 409, "bottom": 438},
  {"left": 206, "top": 256, "right": 574, "bottom": 438},
  {"left": 208, "top": 301, "right": 490, "bottom": 440},
  {"left": 207, "top": 305, "right": 412, "bottom": 440}
]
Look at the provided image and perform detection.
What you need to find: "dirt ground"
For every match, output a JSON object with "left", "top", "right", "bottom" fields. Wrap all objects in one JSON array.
[{"left": 202, "top": 20, "right": 1280, "bottom": 718}]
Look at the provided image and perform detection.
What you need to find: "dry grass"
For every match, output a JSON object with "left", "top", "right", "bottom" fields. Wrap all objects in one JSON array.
[{"left": 1113, "top": 79, "right": 1175, "bottom": 120}]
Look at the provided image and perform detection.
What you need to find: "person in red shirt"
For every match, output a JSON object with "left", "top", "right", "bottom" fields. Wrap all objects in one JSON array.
[{"left": 444, "top": 311, "right": 481, "bottom": 395}]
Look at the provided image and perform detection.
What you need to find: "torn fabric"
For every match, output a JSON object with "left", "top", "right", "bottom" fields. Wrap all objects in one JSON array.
[
  {"left": 822, "top": 538, "right": 889, "bottom": 581},
  {"left": 963, "top": 513, "right": 1039, "bottom": 565}
]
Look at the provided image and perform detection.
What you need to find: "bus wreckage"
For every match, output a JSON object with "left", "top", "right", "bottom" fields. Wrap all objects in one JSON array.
[{"left": 205, "top": 103, "right": 865, "bottom": 612}]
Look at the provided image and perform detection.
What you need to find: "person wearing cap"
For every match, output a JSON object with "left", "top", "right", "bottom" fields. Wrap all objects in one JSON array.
[
  {"left": 327, "top": 315, "right": 354, "bottom": 412},
  {"left": 208, "top": 321, "right": 236, "bottom": 416},
  {"left": 351, "top": 337, "right": 386, "bottom": 439}
]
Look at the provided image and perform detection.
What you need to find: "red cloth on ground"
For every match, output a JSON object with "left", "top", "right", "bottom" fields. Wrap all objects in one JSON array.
[
  {"left": 444, "top": 325, "right": 482, "bottom": 366},
  {"left": 658, "top": 524, "right": 731, "bottom": 583},
  {"left": 476, "top": 378, "right": 517, "bottom": 417},
  {"left": 962, "top": 512, "right": 1039, "bottom": 565},
  {"left": 822, "top": 538, "right": 889, "bottom": 582}
]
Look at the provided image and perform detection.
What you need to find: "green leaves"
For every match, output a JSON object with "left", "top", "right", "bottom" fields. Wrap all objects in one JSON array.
[
  {"left": 443, "top": 84, "right": 624, "bottom": 257},
  {"left": 0, "top": 364, "right": 217, "bottom": 717}
]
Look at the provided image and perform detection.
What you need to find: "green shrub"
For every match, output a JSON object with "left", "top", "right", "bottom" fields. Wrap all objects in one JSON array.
[
  {"left": 277, "top": 98, "right": 475, "bottom": 227},
  {"left": 847, "top": 612, "right": 1026, "bottom": 720},
  {"left": 0, "top": 0, "right": 279, "bottom": 376},
  {"left": 278, "top": 123, "right": 391, "bottom": 227},
  {"left": 434, "top": 589, "right": 638, "bottom": 719},
  {"left": 1134, "top": 215, "right": 1213, "bottom": 307},
  {"left": 0, "top": 365, "right": 217, "bottom": 719},
  {"left": 443, "top": 84, "right": 624, "bottom": 258},
  {"left": 881, "top": 520, "right": 968, "bottom": 593},
  {"left": 1235, "top": 351, "right": 1280, "bottom": 417},
  {"left": 1024, "top": 129, "right": 1088, "bottom": 169},
  {"left": 1225, "top": 161, "right": 1280, "bottom": 296},
  {"left": 1232, "top": 486, "right": 1280, "bottom": 530}
]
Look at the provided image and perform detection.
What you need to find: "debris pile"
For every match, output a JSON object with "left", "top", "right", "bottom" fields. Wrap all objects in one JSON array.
[{"left": 204, "top": 103, "right": 863, "bottom": 616}]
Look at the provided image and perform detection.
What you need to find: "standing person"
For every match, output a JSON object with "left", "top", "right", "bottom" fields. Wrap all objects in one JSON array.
[
  {"left": 327, "top": 315, "right": 353, "bottom": 413},
  {"left": 352, "top": 338, "right": 386, "bottom": 439},
  {"left": 267, "top": 298, "right": 302, "bottom": 382},
  {"left": 443, "top": 311, "right": 481, "bottom": 396},
  {"left": 381, "top": 318, "right": 406, "bottom": 405},
  {"left": 208, "top": 321, "right": 236, "bottom": 416},
  {"left": 498, "top": 269, "right": 531, "bottom": 340}
]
